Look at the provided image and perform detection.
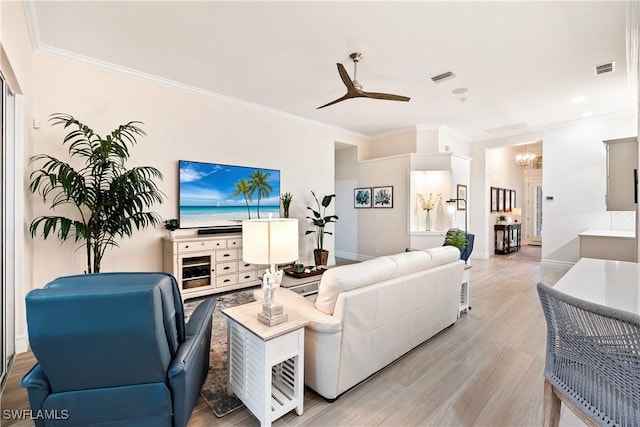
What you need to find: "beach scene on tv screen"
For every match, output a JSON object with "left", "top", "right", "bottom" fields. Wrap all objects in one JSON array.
[{"left": 179, "top": 160, "right": 280, "bottom": 228}]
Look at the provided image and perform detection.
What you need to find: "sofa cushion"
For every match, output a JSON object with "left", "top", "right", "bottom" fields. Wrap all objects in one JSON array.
[
  {"left": 315, "top": 256, "right": 397, "bottom": 315},
  {"left": 388, "top": 250, "right": 433, "bottom": 276},
  {"left": 424, "top": 246, "right": 460, "bottom": 266}
]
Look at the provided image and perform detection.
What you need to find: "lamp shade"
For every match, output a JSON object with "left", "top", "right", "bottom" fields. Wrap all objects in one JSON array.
[
  {"left": 512, "top": 207, "right": 522, "bottom": 216},
  {"left": 242, "top": 218, "right": 299, "bottom": 265}
]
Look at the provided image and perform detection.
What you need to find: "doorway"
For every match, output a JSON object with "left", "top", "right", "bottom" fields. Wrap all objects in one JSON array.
[{"left": 526, "top": 176, "right": 543, "bottom": 245}]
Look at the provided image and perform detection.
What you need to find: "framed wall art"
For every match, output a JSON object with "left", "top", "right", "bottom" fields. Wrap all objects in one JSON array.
[
  {"left": 456, "top": 184, "right": 467, "bottom": 210},
  {"left": 490, "top": 187, "right": 498, "bottom": 212},
  {"left": 498, "top": 188, "right": 505, "bottom": 212},
  {"left": 373, "top": 186, "right": 393, "bottom": 208},
  {"left": 504, "top": 188, "right": 511, "bottom": 212},
  {"left": 354, "top": 187, "right": 372, "bottom": 208},
  {"left": 510, "top": 190, "right": 517, "bottom": 210}
]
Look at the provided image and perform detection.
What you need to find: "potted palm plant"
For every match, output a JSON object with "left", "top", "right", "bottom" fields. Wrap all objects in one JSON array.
[
  {"left": 29, "top": 113, "right": 165, "bottom": 273},
  {"left": 305, "top": 191, "right": 338, "bottom": 266}
]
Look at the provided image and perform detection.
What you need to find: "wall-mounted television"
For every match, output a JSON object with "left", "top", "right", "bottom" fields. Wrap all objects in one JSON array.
[{"left": 179, "top": 160, "right": 281, "bottom": 229}]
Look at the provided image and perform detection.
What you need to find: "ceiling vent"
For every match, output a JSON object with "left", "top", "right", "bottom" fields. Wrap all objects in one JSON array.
[
  {"left": 595, "top": 61, "right": 615, "bottom": 75},
  {"left": 430, "top": 71, "right": 455, "bottom": 83}
]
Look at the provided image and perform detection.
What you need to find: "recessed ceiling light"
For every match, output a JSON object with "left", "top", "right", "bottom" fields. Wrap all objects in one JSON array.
[
  {"left": 451, "top": 87, "right": 468, "bottom": 95},
  {"left": 572, "top": 96, "right": 586, "bottom": 103},
  {"left": 582, "top": 112, "right": 593, "bottom": 118}
]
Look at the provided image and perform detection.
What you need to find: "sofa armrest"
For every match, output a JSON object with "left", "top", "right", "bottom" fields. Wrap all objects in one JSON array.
[
  {"left": 167, "top": 296, "right": 216, "bottom": 427},
  {"left": 254, "top": 287, "right": 342, "bottom": 334}
]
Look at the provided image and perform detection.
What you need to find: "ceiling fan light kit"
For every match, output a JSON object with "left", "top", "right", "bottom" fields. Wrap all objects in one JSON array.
[{"left": 317, "top": 52, "right": 410, "bottom": 109}]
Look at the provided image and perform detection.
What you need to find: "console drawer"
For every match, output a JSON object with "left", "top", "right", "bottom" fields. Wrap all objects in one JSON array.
[
  {"left": 178, "top": 239, "right": 225, "bottom": 253},
  {"left": 216, "top": 274, "right": 238, "bottom": 288},
  {"left": 216, "top": 249, "right": 239, "bottom": 262}
]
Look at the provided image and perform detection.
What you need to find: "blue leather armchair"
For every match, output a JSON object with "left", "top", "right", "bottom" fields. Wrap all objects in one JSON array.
[{"left": 21, "top": 272, "right": 216, "bottom": 427}]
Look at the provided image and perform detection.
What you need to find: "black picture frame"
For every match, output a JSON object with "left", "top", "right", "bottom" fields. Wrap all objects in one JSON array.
[
  {"left": 354, "top": 187, "right": 372, "bottom": 208},
  {"left": 490, "top": 187, "right": 498, "bottom": 212},
  {"left": 498, "top": 188, "right": 505, "bottom": 212},
  {"left": 373, "top": 186, "right": 394, "bottom": 208},
  {"left": 510, "top": 190, "right": 517, "bottom": 211},
  {"left": 504, "top": 188, "right": 511, "bottom": 212}
]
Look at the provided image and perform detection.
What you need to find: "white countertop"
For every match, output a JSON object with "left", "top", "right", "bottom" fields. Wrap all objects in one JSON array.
[
  {"left": 578, "top": 229, "right": 635, "bottom": 239},
  {"left": 554, "top": 257, "right": 640, "bottom": 314}
]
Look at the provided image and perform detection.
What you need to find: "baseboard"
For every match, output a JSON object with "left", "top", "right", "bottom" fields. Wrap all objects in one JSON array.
[
  {"left": 541, "top": 259, "right": 575, "bottom": 270},
  {"left": 16, "top": 334, "right": 28, "bottom": 353},
  {"left": 471, "top": 251, "right": 490, "bottom": 260}
]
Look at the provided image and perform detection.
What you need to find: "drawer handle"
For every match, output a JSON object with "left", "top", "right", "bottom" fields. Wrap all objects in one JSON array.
[
  {"left": 224, "top": 266, "right": 230, "bottom": 270},
  {"left": 232, "top": 241, "right": 237, "bottom": 245},
  {"left": 244, "top": 275, "right": 251, "bottom": 279},
  {"left": 224, "top": 279, "right": 231, "bottom": 283},
  {"left": 223, "top": 253, "right": 230, "bottom": 257},
  {"left": 243, "top": 263, "right": 250, "bottom": 268},
  {"left": 211, "top": 269, "right": 215, "bottom": 272},
  {"left": 185, "top": 245, "right": 189, "bottom": 249}
]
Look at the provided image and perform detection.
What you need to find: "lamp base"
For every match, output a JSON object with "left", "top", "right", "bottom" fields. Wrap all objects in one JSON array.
[{"left": 257, "top": 302, "right": 288, "bottom": 326}]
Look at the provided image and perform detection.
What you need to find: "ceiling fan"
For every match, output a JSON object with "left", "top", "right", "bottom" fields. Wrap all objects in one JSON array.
[{"left": 317, "top": 52, "right": 411, "bottom": 109}]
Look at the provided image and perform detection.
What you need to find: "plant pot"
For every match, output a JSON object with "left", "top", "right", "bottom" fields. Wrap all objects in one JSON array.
[{"left": 314, "top": 249, "right": 329, "bottom": 267}]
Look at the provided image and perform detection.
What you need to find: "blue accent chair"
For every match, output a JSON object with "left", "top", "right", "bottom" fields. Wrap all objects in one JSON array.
[
  {"left": 460, "top": 233, "right": 475, "bottom": 263},
  {"left": 21, "top": 272, "right": 216, "bottom": 427}
]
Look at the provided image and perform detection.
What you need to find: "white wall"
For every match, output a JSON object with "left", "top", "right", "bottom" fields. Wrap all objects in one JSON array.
[
  {"left": 30, "top": 53, "right": 365, "bottom": 282},
  {"left": 471, "top": 113, "right": 635, "bottom": 266},
  {"left": 1, "top": 1, "right": 36, "bottom": 353}
]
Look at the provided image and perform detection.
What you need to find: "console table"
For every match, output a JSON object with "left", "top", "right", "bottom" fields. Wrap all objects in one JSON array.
[
  {"left": 223, "top": 302, "right": 309, "bottom": 426},
  {"left": 494, "top": 223, "right": 522, "bottom": 255}
]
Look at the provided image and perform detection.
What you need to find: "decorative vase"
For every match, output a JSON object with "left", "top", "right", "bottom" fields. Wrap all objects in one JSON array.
[
  {"left": 283, "top": 207, "right": 289, "bottom": 218},
  {"left": 314, "top": 249, "right": 329, "bottom": 267},
  {"left": 425, "top": 210, "right": 432, "bottom": 231}
]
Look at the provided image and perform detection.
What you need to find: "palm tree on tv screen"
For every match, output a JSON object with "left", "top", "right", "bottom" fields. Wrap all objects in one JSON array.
[
  {"left": 231, "top": 179, "right": 253, "bottom": 219},
  {"left": 249, "top": 170, "right": 272, "bottom": 218}
]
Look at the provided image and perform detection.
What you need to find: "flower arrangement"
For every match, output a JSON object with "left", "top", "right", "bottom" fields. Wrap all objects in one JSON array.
[
  {"left": 417, "top": 193, "right": 441, "bottom": 231},
  {"left": 417, "top": 193, "right": 441, "bottom": 211}
]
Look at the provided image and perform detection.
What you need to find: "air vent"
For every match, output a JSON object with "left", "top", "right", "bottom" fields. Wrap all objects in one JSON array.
[
  {"left": 595, "top": 61, "right": 615, "bottom": 75},
  {"left": 430, "top": 71, "right": 455, "bottom": 83}
]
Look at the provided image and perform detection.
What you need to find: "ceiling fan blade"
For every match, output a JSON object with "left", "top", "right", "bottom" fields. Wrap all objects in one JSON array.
[
  {"left": 337, "top": 63, "right": 356, "bottom": 90},
  {"left": 317, "top": 94, "right": 354, "bottom": 109},
  {"left": 362, "top": 91, "right": 411, "bottom": 102}
]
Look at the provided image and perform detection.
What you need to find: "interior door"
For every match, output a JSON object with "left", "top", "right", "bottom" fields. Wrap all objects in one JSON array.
[{"left": 527, "top": 177, "right": 543, "bottom": 245}]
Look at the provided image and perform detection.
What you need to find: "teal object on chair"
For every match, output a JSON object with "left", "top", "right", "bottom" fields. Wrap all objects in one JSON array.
[{"left": 21, "top": 272, "right": 216, "bottom": 427}]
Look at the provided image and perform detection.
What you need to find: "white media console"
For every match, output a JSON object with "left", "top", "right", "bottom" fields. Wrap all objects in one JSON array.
[{"left": 162, "top": 232, "right": 264, "bottom": 299}]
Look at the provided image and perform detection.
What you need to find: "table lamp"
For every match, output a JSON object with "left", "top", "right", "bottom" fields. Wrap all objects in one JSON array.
[
  {"left": 512, "top": 207, "right": 522, "bottom": 223},
  {"left": 242, "top": 217, "right": 298, "bottom": 326}
]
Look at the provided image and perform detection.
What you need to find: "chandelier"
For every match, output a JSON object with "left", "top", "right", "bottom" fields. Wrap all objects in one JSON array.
[{"left": 514, "top": 144, "right": 537, "bottom": 168}]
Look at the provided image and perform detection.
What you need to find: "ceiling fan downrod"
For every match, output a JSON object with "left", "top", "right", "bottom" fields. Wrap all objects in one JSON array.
[{"left": 350, "top": 52, "right": 363, "bottom": 90}]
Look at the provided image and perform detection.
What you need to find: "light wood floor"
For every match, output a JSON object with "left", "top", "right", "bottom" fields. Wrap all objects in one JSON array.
[{"left": 2, "top": 248, "right": 588, "bottom": 426}]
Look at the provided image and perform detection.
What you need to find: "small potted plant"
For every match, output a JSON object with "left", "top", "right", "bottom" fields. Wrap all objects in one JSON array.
[
  {"left": 496, "top": 214, "right": 508, "bottom": 224},
  {"left": 164, "top": 219, "right": 179, "bottom": 237},
  {"left": 281, "top": 192, "right": 293, "bottom": 218},
  {"left": 305, "top": 191, "right": 338, "bottom": 267}
]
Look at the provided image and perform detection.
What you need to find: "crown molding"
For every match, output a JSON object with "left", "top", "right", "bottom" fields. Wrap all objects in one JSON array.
[
  {"left": 24, "top": 6, "right": 368, "bottom": 142},
  {"left": 37, "top": 44, "right": 368, "bottom": 140}
]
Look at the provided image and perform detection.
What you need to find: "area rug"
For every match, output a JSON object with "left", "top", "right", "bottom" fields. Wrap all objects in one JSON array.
[
  {"left": 506, "top": 245, "right": 541, "bottom": 262},
  {"left": 184, "top": 288, "right": 256, "bottom": 417}
]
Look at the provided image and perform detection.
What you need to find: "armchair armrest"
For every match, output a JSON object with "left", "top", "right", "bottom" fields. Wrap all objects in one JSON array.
[
  {"left": 20, "top": 363, "right": 51, "bottom": 426},
  {"left": 167, "top": 296, "right": 216, "bottom": 427}
]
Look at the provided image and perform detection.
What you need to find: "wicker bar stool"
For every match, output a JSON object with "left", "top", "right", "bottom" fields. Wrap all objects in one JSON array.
[{"left": 537, "top": 282, "right": 640, "bottom": 427}]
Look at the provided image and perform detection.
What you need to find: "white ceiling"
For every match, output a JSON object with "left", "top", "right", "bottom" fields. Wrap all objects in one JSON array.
[{"left": 26, "top": 1, "right": 632, "bottom": 140}]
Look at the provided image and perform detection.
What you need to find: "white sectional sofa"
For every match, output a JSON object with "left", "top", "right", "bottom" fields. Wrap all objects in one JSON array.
[{"left": 261, "top": 246, "right": 464, "bottom": 400}]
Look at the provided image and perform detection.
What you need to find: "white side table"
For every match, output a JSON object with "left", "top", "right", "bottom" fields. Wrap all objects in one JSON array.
[
  {"left": 223, "top": 301, "right": 309, "bottom": 427},
  {"left": 459, "top": 264, "right": 472, "bottom": 317}
]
